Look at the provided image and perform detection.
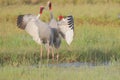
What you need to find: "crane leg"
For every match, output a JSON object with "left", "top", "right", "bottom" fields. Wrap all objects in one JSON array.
[
  {"left": 55, "top": 48, "right": 59, "bottom": 63},
  {"left": 56, "top": 50, "right": 59, "bottom": 63},
  {"left": 47, "top": 46, "right": 50, "bottom": 64},
  {"left": 52, "top": 47, "right": 54, "bottom": 62},
  {"left": 40, "top": 45, "right": 43, "bottom": 63}
]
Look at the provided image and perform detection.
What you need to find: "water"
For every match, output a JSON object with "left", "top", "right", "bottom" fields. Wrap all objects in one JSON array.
[
  {"left": 24, "top": 61, "right": 110, "bottom": 69},
  {"left": 47, "top": 62, "right": 109, "bottom": 68}
]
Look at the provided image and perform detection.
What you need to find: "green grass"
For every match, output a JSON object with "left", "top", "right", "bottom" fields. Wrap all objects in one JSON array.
[
  {"left": 0, "top": 3, "right": 120, "bottom": 65},
  {"left": 0, "top": 2, "right": 120, "bottom": 80},
  {"left": 0, "top": 22, "right": 120, "bottom": 65},
  {"left": 0, "top": 63, "right": 120, "bottom": 80}
]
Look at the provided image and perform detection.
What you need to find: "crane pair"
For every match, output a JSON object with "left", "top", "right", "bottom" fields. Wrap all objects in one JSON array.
[{"left": 17, "top": 1, "right": 74, "bottom": 63}]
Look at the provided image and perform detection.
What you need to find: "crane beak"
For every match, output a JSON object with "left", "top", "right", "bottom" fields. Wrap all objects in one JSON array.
[{"left": 46, "top": 1, "right": 52, "bottom": 10}]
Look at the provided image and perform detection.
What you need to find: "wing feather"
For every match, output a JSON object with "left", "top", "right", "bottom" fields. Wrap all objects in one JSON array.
[
  {"left": 58, "top": 15, "right": 74, "bottom": 45},
  {"left": 25, "top": 19, "right": 42, "bottom": 45}
]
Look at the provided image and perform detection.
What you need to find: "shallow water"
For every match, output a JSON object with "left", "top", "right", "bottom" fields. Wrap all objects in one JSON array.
[{"left": 48, "top": 62, "right": 109, "bottom": 68}]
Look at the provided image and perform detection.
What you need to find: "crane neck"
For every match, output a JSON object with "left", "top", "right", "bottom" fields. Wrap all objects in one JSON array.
[
  {"left": 50, "top": 10, "right": 54, "bottom": 19},
  {"left": 36, "top": 14, "right": 40, "bottom": 19}
]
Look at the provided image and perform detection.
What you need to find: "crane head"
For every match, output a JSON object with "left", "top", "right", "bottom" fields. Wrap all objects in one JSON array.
[
  {"left": 40, "top": 6, "right": 45, "bottom": 14},
  {"left": 47, "top": 1, "right": 52, "bottom": 10},
  {"left": 58, "top": 15, "right": 64, "bottom": 21}
]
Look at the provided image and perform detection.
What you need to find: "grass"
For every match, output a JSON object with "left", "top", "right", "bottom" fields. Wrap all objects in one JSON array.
[
  {"left": 0, "top": 63, "right": 120, "bottom": 80},
  {"left": 0, "top": 3, "right": 120, "bottom": 65},
  {"left": 0, "top": 2, "right": 120, "bottom": 80},
  {"left": 1, "top": 0, "right": 120, "bottom": 6},
  {"left": 0, "top": 22, "right": 120, "bottom": 66}
]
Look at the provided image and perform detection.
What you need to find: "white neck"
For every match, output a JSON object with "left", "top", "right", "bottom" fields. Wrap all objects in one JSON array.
[{"left": 36, "top": 14, "right": 40, "bottom": 19}]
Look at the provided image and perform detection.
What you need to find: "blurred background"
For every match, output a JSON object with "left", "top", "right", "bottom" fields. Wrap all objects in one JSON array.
[{"left": 0, "top": 0, "right": 120, "bottom": 5}]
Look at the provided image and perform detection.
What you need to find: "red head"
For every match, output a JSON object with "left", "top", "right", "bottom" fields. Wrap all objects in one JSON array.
[
  {"left": 58, "top": 15, "right": 64, "bottom": 21},
  {"left": 48, "top": 1, "right": 52, "bottom": 10},
  {"left": 40, "top": 6, "right": 44, "bottom": 14}
]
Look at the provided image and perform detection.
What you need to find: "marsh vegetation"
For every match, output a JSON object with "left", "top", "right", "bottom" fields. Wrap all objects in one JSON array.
[{"left": 0, "top": 0, "right": 120, "bottom": 79}]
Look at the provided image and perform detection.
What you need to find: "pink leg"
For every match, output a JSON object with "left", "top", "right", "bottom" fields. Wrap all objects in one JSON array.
[
  {"left": 51, "top": 47, "right": 54, "bottom": 62},
  {"left": 40, "top": 45, "right": 42, "bottom": 61},
  {"left": 56, "top": 52, "right": 59, "bottom": 63},
  {"left": 47, "top": 46, "right": 50, "bottom": 64},
  {"left": 55, "top": 49, "right": 59, "bottom": 63}
]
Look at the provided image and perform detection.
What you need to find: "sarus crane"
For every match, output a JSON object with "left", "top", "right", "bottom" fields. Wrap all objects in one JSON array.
[
  {"left": 17, "top": 6, "right": 55, "bottom": 62},
  {"left": 46, "top": 1, "right": 74, "bottom": 61}
]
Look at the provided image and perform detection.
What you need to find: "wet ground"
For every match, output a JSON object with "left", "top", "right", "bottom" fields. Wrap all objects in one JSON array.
[{"left": 47, "top": 62, "right": 109, "bottom": 68}]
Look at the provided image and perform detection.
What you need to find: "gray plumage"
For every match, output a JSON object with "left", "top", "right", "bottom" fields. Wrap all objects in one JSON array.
[
  {"left": 48, "top": 12, "right": 61, "bottom": 49},
  {"left": 47, "top": 1, "right": 74, "bottom": 47},
  {"left": 17, "top": 14, "right": 54, "bottom": 47},
  {"left": 16, "top": 2, "right": 74, "bottom": 61}
]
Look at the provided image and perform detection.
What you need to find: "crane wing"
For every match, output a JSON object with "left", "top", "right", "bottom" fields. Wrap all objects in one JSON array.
[
  {"left": 58, "top": 15, "right": 74, "bottom": 45},
  {"left": 25, "top": 18, "right": 42, "bottom": 45}
]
